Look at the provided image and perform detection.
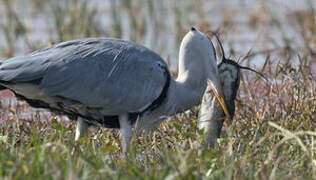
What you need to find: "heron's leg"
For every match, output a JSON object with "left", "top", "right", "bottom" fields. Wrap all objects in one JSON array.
[
  {"left": 119, "top": 114, "right": 132, "bottom": 153},
  {"left": 75, "top": 117, "right": 89, "bottom": 141}
]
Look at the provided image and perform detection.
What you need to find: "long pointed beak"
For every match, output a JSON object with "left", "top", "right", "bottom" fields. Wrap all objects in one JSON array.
[{"left": 207, "top": 74, "right": 232, "bottom": 123}]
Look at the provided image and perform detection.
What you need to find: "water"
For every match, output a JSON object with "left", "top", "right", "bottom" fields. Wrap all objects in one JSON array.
[{"left": 1, "top": 0, "right": 314, "bottom": 65}]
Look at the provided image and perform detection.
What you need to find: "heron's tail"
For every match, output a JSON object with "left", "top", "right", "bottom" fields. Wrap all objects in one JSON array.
[
  {"left": 0, "top": 60, "right": 8, "bottom": 90},
  {"left": 0, "top": 80, "right": 8, "bottom": 90},
  {"left": 0, "top": 85, "right": 7, "bottom": 90}
]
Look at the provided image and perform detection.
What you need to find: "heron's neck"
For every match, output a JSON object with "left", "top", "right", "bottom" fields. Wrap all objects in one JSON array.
[{"left": 165, "top": 59, "right": 208, "bottom": 115}]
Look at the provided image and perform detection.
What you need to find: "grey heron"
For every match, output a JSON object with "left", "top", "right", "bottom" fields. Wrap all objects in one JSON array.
[
  {"left": 0, "top": 28, "right": 229, "bottom": 152},
  {"left": 199, "top": 59, "right": 240, "bottom": 149},
  {"left": 199, "top": 34, "right": 267, "bottom": 148}
]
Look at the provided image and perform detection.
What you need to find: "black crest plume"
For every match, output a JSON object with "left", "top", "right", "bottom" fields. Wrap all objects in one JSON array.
[{"left": 209, "top": 31, "right": 268, "bottom": 82}]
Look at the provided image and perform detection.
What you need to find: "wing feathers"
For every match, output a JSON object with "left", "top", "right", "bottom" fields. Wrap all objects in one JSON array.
[{"left": 0, "top": 38, "right": 169, "bottom": 115}]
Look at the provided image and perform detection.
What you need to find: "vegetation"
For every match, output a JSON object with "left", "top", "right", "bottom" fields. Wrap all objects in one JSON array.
[{"left": 0, "top": 0, "right": 315, "bottom": 179}]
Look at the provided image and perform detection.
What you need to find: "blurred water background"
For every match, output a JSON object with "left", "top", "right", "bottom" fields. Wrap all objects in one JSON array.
[{"left": 0, "top": 0, "right": 315, "bottom": 120}]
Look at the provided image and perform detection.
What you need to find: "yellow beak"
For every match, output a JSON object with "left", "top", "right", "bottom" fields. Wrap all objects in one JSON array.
[{"left": 207, "top": 75, "right": 232, "bottom": 123}]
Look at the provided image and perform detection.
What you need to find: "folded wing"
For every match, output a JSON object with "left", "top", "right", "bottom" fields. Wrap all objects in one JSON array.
[{"left": 0, "top": 38, "right": 169, "bottom": 115}]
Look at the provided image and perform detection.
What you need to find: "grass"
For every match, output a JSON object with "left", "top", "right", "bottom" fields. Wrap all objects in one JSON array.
[
  {"left": 0, "top": 54, "right": 315, "bottom": 179},
  {"left": 0, "top": 0, "right": 315, "bottom": 179}
]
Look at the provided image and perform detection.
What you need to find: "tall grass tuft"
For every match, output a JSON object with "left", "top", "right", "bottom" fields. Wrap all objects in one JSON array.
[{"left": 0, "top": 0, "right": 315, "bottom": 179}]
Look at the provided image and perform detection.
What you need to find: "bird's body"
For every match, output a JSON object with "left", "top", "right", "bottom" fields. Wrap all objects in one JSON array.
[
  {"left": 198, "top": 33, "right": 266, "bottom": 148},
  {"left": 0, "top": 28, "right": 227, "bottom": 152},
  {"left": 0, "top": 38, "right": 170, "bottom": 128},
  {"left": 199, "top": 59, "right": 240, "bottom": 148}
]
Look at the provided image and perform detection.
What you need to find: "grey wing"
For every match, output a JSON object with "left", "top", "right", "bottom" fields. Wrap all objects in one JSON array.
[{"left": 0, "top": 38, "right": 169, "bottom": 115}]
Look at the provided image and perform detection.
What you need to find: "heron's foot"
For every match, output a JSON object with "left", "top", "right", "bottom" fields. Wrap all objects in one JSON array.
[
  {"left": 75, "top": 117, "right": 89, "bottom": 141},
  {"left": 70, "top": 145, "right": 78, "bottom": 156}
]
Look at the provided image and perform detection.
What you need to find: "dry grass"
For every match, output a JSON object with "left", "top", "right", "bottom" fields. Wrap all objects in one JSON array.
[{"left": 0, "top": 0, "right": 315, "bottom": 179}]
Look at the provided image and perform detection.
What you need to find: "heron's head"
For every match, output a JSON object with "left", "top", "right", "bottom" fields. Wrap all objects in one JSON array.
[
  {"left": 179, "top": 27, "right": 216, "bottom": 67},
  {"left": 179, "top": 27, "right": 218, "bottom": 79}
]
